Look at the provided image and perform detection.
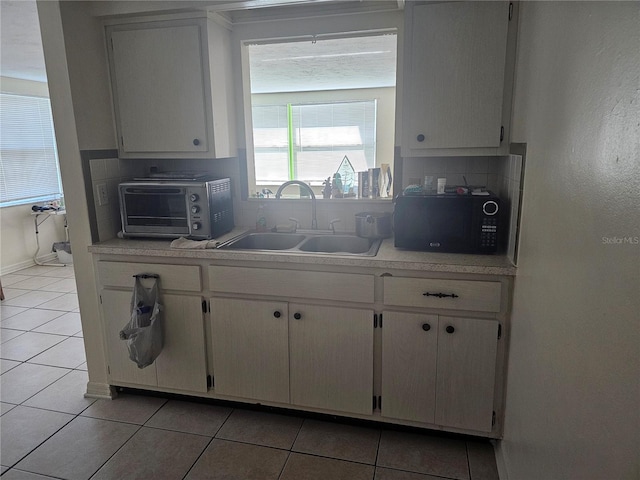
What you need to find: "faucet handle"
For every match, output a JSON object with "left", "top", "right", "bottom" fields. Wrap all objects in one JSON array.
[
  {"left": 329, "top": 218, "right": 341, "bottom": 234},
  {"left": 288, "top": 217, "right": 300, "bottom": 231}
]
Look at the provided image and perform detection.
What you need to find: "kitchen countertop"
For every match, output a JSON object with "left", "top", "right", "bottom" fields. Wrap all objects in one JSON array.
[{"left": 88, "top": 228, "right": 517, "bottom": 276}]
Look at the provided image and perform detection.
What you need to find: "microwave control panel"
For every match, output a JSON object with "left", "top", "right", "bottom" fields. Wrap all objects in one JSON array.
[{"left": 480, "top": 217, "right": 498, "bottom": 249}]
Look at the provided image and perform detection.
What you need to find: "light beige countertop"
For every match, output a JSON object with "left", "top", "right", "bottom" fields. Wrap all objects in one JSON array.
[{"left": 88, "top": 228, "right": 516, "bottom": 276}]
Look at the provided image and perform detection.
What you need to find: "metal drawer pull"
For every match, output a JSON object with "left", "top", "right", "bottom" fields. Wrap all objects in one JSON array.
[
  {"left": 423, "top": 292, "right": 459, "bottom": 299},
  {"left": 133, "top": 273, "right": 159, "bottom": 279}
]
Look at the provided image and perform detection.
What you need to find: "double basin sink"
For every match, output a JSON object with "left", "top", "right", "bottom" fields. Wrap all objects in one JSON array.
[{"left": 217, "top": 231, "right": 382, "bottom": 257}]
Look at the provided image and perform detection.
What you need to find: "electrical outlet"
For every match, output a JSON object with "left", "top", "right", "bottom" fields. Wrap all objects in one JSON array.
[{"left": 96, "top": 183, "right": 109, "bottom": 206}]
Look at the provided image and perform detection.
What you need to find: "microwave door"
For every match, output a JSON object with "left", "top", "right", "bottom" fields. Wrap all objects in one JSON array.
[
  {"left": 424, "top": 205, "right": 470, "bottom": 252},
  {"left": 394, "top": 196, "right": 472, "bottom": 252}
]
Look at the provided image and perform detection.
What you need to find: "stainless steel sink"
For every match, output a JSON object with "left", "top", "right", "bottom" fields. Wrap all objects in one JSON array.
[
  {"left": 217, "top": 231, "right": 381, "bottom": 256},
  {"left": 298, "top": 235, "right": 378, "bottom": 255},
  {"left": 219, "top": 233, "right": 306, "bottom": 250}
]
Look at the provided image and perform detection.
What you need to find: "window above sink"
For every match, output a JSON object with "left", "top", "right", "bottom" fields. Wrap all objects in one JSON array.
[{"left": 239, "top": 29, "right": 398, "bottom": 199}]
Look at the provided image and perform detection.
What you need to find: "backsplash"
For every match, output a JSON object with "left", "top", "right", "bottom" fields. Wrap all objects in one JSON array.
[
  {"left": 235, "top": 198, "right": 393, "bottom": 233},
  {"left": 402, "top": 156, "right": 499, "bottom": 192},
  {"left": 85, "top": 151, "right": 521, "bottom": 260},
  {"left": 494, "top": 153, "right": 525, "bottom": 265},
  {"left": 89, "top": 156, "right": 144, "bottom": 242}
]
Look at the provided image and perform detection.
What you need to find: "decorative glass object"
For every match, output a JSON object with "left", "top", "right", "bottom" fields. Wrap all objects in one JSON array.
[{"left": 336, "top": 156, "right": 356, "bottom": 196}]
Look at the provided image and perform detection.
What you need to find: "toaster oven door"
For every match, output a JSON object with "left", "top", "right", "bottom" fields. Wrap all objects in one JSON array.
[{"left": 120, "top": 185, "right": 191, "bottom": 236}]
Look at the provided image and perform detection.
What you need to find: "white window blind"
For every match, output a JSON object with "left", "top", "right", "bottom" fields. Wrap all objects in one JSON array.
[
  {"left": 0, "top": 93, "right": 63, "bottom": 207},
  {"left": 252, "top": 100, "right": 376, "bottom": 185}
]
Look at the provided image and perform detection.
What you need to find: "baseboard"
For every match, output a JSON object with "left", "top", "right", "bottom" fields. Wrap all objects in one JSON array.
[
  {"left": 85, "top": 382, "right": 116, "bottom": 399},
  {"left": 0, "top": 253, "right": 64, "bottom": 275},
  {"left": 493, "top": 439, "right": 509, "bottom": 480},
  {"left": 1, "top": 258, "right": 39, "bottom": 275}
]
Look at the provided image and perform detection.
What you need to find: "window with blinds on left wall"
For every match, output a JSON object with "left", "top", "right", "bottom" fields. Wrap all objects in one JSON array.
[{"left": 0, "top": 93, "right": 63, "bottom": 207}]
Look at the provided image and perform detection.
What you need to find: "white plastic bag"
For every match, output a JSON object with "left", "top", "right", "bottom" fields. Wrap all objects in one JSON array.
[{"left": 119, "top": 275, "right": 163, "bottom": 369}]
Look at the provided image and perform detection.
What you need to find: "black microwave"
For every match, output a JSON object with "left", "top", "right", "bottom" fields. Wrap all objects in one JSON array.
[{"left": 393, "top": 193, "right": 501, "bottom": 254}]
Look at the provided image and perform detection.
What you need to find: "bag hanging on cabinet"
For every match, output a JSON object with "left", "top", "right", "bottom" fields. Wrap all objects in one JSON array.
[{"left": 119, "top": 274, "right": 163, "bottom": 369}]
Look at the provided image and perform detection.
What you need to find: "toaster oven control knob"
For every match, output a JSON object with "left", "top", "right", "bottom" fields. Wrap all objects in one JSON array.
[
  {"left": 191, "top": 205, "right": 200, "bottom": 214},
  {"left": 482, "top": 200, "right": 499, "bottom": 216},
  {"left": 192, "top": 222, "right": 202, "bottom": 231},
  {"left": 189, "top": 193, "right": 199, "bottom": 202}
]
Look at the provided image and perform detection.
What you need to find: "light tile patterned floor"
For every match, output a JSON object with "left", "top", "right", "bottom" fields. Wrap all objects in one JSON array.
[{"left": 1, "top": 265, "right": 499, "bottom": 480}]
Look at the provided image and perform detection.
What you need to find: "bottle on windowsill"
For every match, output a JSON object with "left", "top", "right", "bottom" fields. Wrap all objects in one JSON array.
[{"left": 256, "top": 203, "right": 267, "bottom": 232}]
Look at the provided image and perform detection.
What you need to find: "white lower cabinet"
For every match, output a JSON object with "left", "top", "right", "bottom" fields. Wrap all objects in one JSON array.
[
  {"left": 381, "top": 311, "right": 439, "bottom": 424},
  {"left": 381, "top": 311, "right": 499, "bottom": 433},
  {"left": 94, "top": 259, "right": 508, "bottom": 436},
  {"left": 210, "top": 297, "right": 374, "bottom": 415},
  {"left": 210, "top": 297, "right": 289, "bottom": 403},
  {"left": 102, "top": 289, "right": 208, "bottom": 392},
  {"left": 289, "top": 304, "right": 374, "bottom": 415}
]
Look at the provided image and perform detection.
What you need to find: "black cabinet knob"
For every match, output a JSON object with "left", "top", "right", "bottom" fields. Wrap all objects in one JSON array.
[
  {"left": 273, "top": 311, "right": 281, "bottom": 318},
  {"left": 417, "top": 134, "right": 425, "bottom": 142},
  {"left": 445, "top": 325, "right": 455, "bottom": 334},
  {"left": 294, "top": 312, "right": 302, "bottom": 320},
  {"left": 422, "top": 323, "right": 431, "bottom": 331},
  {"left": 193, "top": 138, "right": 200, "bottom": 146}
]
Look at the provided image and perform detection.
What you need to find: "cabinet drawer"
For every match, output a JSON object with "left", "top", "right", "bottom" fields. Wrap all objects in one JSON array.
[
  {"left": 384, "top": 277, "right": 501, "bottom": 313},
  {"left": 209, "top": 266, "right": 374, "bottom": 303},
  {"left": 98, "top": 261, "right": 201, "bottom": 292}
]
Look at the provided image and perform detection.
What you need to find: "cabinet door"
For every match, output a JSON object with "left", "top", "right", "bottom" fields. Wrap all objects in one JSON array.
[
  {"left": 210, "top": 298, "right": 289, "bottom": 403},
  {"left": 110, "top": 24, "right": 208, "bottom": 154},
  {"left": 381, "top": 311, "right": 438, "bottom": 424},
  {"left": 404, "top": 1, "right": 509, "bottom": 151},
  {"left": 101, "top": 289, "right": 157, "bottom": 386},
  {"left": 155, "top": 294, "right": 207, "bottom": 392},
  {"left": 435, "top": 316, "right": 498, "bottom": 432},
  {"left": 289, "top": 304, "right": 373, "bottom": 415}
]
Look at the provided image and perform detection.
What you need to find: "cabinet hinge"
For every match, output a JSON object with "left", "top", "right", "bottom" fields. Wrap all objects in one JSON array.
[
  {"left": 500, "top": 126, "right": 505, "bottom": 143},
  {"left": 202, "top": 300, "right": 208, "bottom": 313},
  {"left": 492, "top": 411, "right": 496, "bottom": 426},
  {"left": 498, "top": 323, "right": 502, "bottom": 339},
  {"left": 508, "top": 2, "right": 514, "bottom": 21},
  {"left": 207, "top": 375, "right": 213, "bottom": 389},
  {"left": 373, "top": 395, "right": 377, "bottom": 411}
]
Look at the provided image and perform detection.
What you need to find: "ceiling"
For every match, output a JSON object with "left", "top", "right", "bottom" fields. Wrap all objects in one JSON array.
[
  {"left": 0, "top": 0, "right": 398, "bottom": 90},
  {"left": 249, "top": 34, "right": 397, "bottom": 93},
  {"left": 0, "top": 0, "right": 47, "bottom": 82}
]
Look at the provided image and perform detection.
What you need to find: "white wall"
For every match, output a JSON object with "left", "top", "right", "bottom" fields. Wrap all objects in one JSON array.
[
  {"left": 0, "top": 205, "right": 67, "bottom": 273},
  {"left": 499, "top": 2, "right": 640, "bottom": 479},
  {"left": 0, "top": 77, "right": 68, "bottom": 272}
]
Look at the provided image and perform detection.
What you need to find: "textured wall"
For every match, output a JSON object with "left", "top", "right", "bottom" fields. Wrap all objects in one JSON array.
[{"left": 500, "top": 2, "right": 640, "bottom": 479}]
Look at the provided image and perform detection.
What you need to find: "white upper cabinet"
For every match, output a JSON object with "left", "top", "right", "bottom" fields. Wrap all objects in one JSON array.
[
  {"left": 106, "top": 16, "right": 236, "bottom": 159},
  {"left": 401, "top": 1, "right": 514, "bottom": 156}
]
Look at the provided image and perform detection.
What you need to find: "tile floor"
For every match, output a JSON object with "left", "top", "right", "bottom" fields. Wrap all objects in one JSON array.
[{"left": 1, "top": 265, "right": 499, "bottom": 480}]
